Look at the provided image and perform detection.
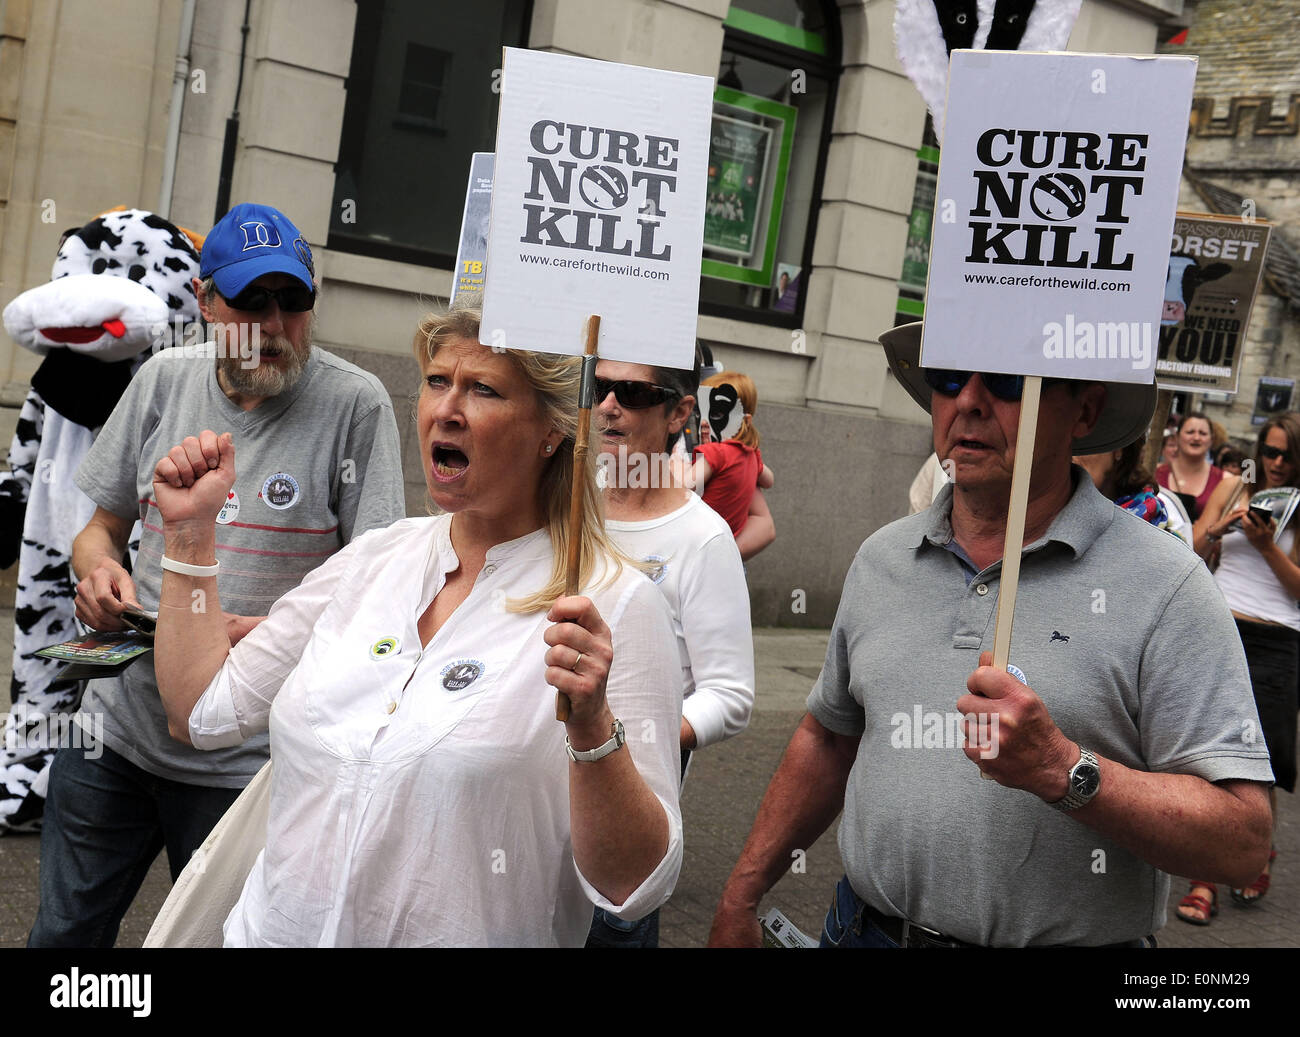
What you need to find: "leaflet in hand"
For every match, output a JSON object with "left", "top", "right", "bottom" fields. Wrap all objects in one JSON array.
[{"left": 35, "top": 630, "right": 153, "bottom": 682}]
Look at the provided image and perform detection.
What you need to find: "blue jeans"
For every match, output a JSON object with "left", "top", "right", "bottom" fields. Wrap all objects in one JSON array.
[
  {"left": 819, "top": 874, "right": 1157, "bottom": 948},
  {"left": 28, "top": 743, "right": 243, "bottom": 947},
  {"left": 820, "top": 875, "right": 899, "bottom": 947},
  {"left": 586, "top": 907, "right": 660, "bottom": 948}
]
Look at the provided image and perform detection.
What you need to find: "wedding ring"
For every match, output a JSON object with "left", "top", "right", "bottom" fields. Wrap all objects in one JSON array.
[{"left": 572, "top": 652, "right": 583, "bottom": 673}]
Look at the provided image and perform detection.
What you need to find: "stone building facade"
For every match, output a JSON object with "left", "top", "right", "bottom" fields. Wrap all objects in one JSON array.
[
  {"left": 1160, "top": 0, "right": 1300, "bottom": 446},
  {"left": 1, "top": 0, "right": 1181, "bottom": 625}
]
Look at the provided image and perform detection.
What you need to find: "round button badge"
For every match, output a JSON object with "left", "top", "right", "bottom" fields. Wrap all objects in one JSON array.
[
  {"left": 260, "top": 472, "right": 300, "bottom": 510},
  {"left": 216, "top": 490, "right": 240, "bottom": 525},
  {"left": 370, "top": 637, "right": 401, "bottom": 660},
  {"left": 440, "top": 659, "right": 484, "bottom": 692}
]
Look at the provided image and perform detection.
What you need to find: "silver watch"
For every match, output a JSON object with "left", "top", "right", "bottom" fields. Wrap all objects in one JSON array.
[
  {"left": 566, "top": 719, "right": 626, "bottom": 763},
  {"left": 1050, "top": 747, "right": 1101, "bottom": 812}
]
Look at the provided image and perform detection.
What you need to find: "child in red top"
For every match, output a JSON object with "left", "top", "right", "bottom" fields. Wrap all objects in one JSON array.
[{"left": 690, "top": 371, "right": 774, "bottom": 537}]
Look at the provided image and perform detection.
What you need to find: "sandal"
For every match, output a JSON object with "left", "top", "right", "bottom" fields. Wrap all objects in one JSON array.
[
  {"left": 1176, "top": 882, "right": 1218, "bottom": 926},
  {"left": 1231, "top": 849, "right": 1277, "bottom": 906}
]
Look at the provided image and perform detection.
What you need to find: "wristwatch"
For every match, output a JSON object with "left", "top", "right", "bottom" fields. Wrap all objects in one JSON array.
[
  {"left": 1050, "top": 747, "right": 1101, "bottom": 812},
  {"left": 566, "top": 718, "right": 626, "bottom": 763}
]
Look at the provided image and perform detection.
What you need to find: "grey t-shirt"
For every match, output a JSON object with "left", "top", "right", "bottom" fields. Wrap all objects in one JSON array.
[
  {"left": 807, "top": 470, "right": 1273, "bottom": 946},
  {"left": 74, "top": 346, "right": 406, "bottom": 786}
]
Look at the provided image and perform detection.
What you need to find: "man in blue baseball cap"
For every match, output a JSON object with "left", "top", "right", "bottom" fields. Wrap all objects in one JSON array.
[
  {"left": 196, "top": 202, "right": 318, "bottom": 404},
  {"left": 29, "top": 203, "right": 406, "bottom": 947}
]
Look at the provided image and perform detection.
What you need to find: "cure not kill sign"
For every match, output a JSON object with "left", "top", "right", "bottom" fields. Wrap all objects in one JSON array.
[
  {"left": 481, "top": 48, "right": 712, "bottom": 370},
  {"left": 922, "top": 50, "right": 1197, "bottom": 384}
]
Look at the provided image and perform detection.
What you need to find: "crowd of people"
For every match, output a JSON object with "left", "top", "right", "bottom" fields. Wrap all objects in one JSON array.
[{"left": 0, "top": 197, "right": 1293, "bottom": 949}]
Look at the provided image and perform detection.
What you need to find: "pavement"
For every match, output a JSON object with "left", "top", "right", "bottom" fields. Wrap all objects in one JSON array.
[{"left": 0, "top": 619, "right": 1295, "bottom": 948}]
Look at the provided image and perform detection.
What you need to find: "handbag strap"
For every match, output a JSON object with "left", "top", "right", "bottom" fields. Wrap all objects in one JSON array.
[{"left": 1222, "top": 478, "right": 1247, "bottom": 516}]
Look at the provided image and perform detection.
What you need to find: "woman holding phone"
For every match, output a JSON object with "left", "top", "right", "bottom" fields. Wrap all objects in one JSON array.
[{"left": 1177, "top": 413, "right": 1300, "bottom": 925}]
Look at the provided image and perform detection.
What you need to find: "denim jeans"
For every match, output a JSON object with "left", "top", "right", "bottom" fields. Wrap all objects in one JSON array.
[
  {"left": 819, "top": 874, "right": 1157, "bottom": 948},
  {"left": 820, "top": 875, "right": 899, "bottom": 948},
  {"left": 586, "top": 907, "right": 660, "bottom": 948},
  {"left": 28, "top": 743, "right": 243, "bottom": 947}
]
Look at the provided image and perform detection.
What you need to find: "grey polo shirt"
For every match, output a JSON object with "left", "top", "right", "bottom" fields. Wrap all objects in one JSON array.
[{"left": 807, "top": 468, "right": 1273, "bottom": 946}]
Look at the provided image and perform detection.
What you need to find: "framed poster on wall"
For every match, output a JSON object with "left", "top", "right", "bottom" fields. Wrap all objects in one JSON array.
[
  {"left": 702, "top": 87, "right": 796, "bottom": 287},
  {"left": 704, "top": 114, "right": 771, "bottom": 258}
]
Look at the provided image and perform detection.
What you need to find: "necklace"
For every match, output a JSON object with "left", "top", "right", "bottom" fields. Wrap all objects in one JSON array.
[{"left": 1169, "top": 458, "right": 1207, "bottom": 495}]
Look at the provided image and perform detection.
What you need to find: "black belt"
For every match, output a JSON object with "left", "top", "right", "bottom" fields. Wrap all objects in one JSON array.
[
  {"left": 863, "top": 902, "right": 976, "bottom": 948},
  {"left": 862, "top": 902, "right": 1152, "bottom": 948}
]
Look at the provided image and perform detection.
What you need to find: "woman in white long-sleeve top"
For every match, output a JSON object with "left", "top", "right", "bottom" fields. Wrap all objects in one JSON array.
[{"left": 148, "top": 308, "right": 683, "bottom": 946}]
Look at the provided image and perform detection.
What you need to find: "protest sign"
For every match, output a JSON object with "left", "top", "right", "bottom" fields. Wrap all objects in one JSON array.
[
  {"left": 1155, "top": 212, "right": 1270, "bottom": 394},
  {"left": 481, "top": 47, "right": 712, "bottom": 369},
  {"left": 922, "top": 50, "right": 1196, "bottom": 383},
  {"left": 1253, "top": 376, "right": 1295, "bottom": 426},
  {"left": 451, "top": 153, "right": 495, "bottom": 307}
]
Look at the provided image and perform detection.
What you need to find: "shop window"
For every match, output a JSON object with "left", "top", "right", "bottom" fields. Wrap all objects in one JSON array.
[{"left": 700, "top": 0, "right": 840, "bottom": 326}]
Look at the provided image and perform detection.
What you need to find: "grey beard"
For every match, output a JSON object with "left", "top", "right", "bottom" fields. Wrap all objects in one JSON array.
[{"left": 217, "top": 333, "right": 311, "bottom": 398}]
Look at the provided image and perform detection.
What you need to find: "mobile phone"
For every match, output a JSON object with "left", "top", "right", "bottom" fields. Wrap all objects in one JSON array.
[
  {"left": 119, "top": 606, "right": 157, "bottom": 637},
  {"left": 1248, "top": 504, "right": 1274, "bottom": 525}
]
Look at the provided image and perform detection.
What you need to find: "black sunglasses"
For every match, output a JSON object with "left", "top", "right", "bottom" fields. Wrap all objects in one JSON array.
[
  {"left": 594, "top": 378, "right": 680, "bottom": 409},
  {"left": 1261, "top": 444, "right": 1293, "bottom": 463},
  {"left": 221, "top": 283, "right": 316, "bottom": 313},
  {"left": 924, "top": 369, "right": 1026, "bottom": 402}
]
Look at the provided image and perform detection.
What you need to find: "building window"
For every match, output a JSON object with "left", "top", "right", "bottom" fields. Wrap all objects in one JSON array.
[
  {"left": 329, "top": 0, "right": 531, "bottom": 267},
  {"left": 395, "top": 44, "right": 452, "bottom": 131},
  {"left": 700, "top": 0, "right": 840, "bottom": 326}
]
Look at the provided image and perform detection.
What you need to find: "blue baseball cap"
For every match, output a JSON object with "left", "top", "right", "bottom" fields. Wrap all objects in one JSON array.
[{"left": 200, "top": 203, "right": 315, "bottom": 297}]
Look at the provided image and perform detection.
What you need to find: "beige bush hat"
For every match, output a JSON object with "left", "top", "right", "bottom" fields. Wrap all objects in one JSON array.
[{"left": 879, "top": 321, "right": 1157, "bottom": 455}]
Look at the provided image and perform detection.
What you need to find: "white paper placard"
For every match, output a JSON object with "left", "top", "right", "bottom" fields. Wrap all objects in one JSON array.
[
  {"left": 481, "top": 48, "right": 713, "bottom": 369},
  {"left": 921, "top": 50, "right": 1197, "bottom": 383}
]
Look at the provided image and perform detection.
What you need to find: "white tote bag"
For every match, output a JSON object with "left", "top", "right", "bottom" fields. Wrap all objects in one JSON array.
[{"left": 144, "top": 760, "right": 272, "bottom": 947}]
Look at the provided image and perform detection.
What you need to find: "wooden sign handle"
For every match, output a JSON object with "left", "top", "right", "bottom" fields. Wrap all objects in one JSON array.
[
  {"left": 983, "top": 375, "right": 1042, "bottom": 777},
  {"left": 557, "top": 315, "right": 601, "bottom": 721},
  {"left": 1142, "top": 388, "right": 1173, "bottom": 475}
]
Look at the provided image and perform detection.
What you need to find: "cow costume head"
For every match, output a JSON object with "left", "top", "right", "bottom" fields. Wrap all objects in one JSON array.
[
  {"left": 3, "top": 207, "right": 203, "bottom": 362},
  {"left": 2, "top": 207, "right": 204, "bottom": 429}
]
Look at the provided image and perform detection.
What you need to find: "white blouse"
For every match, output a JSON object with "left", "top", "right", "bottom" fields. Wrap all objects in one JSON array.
[{"left": 188, "top": 515, "right": 684, "bottom": 946}]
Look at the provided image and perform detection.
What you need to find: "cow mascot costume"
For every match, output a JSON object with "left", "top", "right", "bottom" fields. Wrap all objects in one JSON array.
[{"left": 0, "top": 207, "right": 203, "bottom": 831}]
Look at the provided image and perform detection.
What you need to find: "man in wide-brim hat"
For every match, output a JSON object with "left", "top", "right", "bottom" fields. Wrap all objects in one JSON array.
[{"left": 710, "top": 322, "right": 1273, "bottom": 948}]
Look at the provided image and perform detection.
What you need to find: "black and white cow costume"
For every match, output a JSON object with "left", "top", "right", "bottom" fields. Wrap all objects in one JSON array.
[{"left": 0, "top": 208, "right": 202, "bottom": 831}]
